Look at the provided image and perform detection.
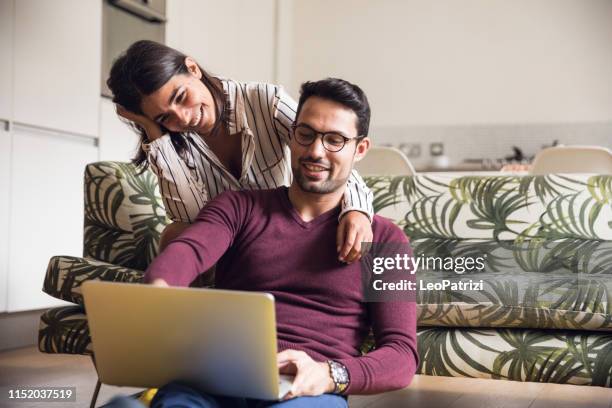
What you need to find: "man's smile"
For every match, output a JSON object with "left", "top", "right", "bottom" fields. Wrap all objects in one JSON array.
[{"left": 300, "top": 160, "right": 331, "bottom": 180}]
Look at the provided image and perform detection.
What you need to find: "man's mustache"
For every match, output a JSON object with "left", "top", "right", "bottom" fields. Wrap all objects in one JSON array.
[{"left": 298, "top": 157, "right": 331, "bottom": 169}]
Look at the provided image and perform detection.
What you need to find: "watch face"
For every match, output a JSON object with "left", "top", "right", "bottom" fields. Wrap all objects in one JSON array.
[{"left": 331, "top": 362, "right": 349, "bottom": 383}]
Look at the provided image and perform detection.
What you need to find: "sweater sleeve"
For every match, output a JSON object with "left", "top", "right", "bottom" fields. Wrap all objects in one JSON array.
[
  {"left": 269, "top": 84, "right": 374, "bottom": 221},
  {"left": 144, "top": 191, "right": 249, "bottom": 286},
  {"left": 336, "top": 223, "right": 418, "bottom": 394}
]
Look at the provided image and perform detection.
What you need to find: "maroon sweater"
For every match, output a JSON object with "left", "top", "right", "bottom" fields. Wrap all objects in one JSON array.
[{"left": 145, "top": 187, "right": 418, "bottom": 394}]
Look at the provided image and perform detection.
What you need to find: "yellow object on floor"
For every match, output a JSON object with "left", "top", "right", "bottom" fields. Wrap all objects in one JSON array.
[{"left": 138, "top": 388, "right": 158, "bottom": 406}]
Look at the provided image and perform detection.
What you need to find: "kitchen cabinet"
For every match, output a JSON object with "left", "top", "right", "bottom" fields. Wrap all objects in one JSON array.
[
  {"left": 7, "top": 125, "right": 98, "bottom": 312},
  {"left": 13, "top": 0, "right": 101, "bottom": 136},
  {"left": 0, "top": 0, "right": 13, "bottom": 120},
  {"left": 0, "top": 123, "right": 10, "bottom": 312}
]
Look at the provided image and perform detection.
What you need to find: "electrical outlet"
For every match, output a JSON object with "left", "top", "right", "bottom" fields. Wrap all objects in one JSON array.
[
  {"left": 399, "top": 143, "right": 421, "bottom": 158},
  {"left": 430, "top": 142, "right": 444, "bottom": 157}
]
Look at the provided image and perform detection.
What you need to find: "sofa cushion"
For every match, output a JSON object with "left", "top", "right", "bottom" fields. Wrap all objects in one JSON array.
[
  {"left": 417, "top": 327, "right": 612, "bottom": 386},
  {"left": 83, "top": 162, "right": 169, "bottom": 270},
  {"left": 417, "top": 270, "right": 612, "bottom": 331}
]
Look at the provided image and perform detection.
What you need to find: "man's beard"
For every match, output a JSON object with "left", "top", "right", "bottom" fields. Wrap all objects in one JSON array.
[{"left": 292, "top": 158, "right": 348, "bottom": 194}]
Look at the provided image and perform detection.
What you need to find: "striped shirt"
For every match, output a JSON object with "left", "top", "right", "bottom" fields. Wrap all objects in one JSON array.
[{"left": 143, "top": 78, "right": 373, "bottom": 223}]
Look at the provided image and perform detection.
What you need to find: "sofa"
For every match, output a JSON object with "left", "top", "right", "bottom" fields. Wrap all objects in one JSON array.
[
  {"left": 40, "top": 162, "right": 612, "bottom": 396},
  {"left": 367, "top": 173, "right": 612, "bottom": 386}
]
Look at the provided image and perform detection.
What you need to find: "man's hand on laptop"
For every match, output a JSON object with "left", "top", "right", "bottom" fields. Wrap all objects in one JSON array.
[
  {"left": 277, "top": 349, "right": 335, "bottom": 399},
  {"left": 150, "top": 278, "right": 169, "bottom": 287}
]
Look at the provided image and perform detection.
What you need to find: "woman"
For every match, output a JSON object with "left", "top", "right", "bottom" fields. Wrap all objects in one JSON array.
[{"left": 107, "top": 40, "right": 373, "bottom": 263}]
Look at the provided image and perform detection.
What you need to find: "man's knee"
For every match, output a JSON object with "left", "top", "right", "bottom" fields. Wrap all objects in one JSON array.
[
  {"left": 269, "top": 395, "right": 348, "bottom": 408},
  {"left": 150, "top": 382, "right": 215, "bottom": 408},
  {"left": 151, "top": 382, "right": 249, "bottom": 408}
]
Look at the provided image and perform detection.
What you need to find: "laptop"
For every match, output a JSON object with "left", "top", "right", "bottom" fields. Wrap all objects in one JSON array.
[{"left": 82, "top": 281, "right": 293, "bottom": 400}]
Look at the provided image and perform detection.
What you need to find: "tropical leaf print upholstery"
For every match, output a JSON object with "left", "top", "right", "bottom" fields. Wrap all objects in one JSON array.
[
  {"left": 367, "top": 174, "right": 612, "bottom": 243},
  {"left": 417, "top": 270, "right": 612, "bottom": 331},
  {"left": 83, "top": 162, "right": 168, "bottom": 270},
  {"left": 39, "top": 306, "right": 91, "bottom": 355},
  {"left": 40, "top": 162, "right": 164, "bottom": 355},
  {"left": 366, "top": 174, "right": 612, "bottom": 330},
  {"left": 38, "top": 307, "right": 612, "bottom": 387},
  {"left": 40, "top": 163, "right": 612, "bottom": 386},
  {"left": 43, "top": 256, "right": 144, "bottom": 305},
  {"left": 364, "top": 173, "right": 612, "bottom": 385},
  {"left": 417, "top": 327, "right": 612, "bottom": 387}
]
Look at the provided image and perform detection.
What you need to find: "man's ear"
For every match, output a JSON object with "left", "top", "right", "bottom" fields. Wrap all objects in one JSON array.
[
  {"left": 353, "top": 137, "right": 371, "bottom": 162},
  {"left": 184, "top": 57, "right": 202, "bottom": 79}
]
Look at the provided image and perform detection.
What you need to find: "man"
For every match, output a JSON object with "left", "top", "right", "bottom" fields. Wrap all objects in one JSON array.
[{"left": 143, "top": 78, "right": 417, "bottom": 407}]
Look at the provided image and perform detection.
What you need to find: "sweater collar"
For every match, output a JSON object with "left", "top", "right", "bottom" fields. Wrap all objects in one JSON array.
[{"left": 278, "top": 187, "right": 341, "bottom": 229}]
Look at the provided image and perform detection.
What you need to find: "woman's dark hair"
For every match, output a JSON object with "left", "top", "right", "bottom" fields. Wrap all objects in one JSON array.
[
  {"left": 295, "top": 78, "right": 371, "bottom": 137},
  {"left": 107, "top": 40, "right": 227, "bottom": 167}
]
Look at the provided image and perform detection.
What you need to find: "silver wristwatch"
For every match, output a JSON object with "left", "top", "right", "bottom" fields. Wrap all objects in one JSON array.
[{"left": 327, "top": 360, "right": 350, "bottom": 394}]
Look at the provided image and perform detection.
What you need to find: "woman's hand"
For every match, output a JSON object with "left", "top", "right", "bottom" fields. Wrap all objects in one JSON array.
[
  {"left": 277, "top": 350, "right": 334, "bottom": 399},
  {"left": 337, "top": 211, "right": 373, "bottom": 264},
  {"left": 116, "top": 105, "right": 164, "bottom": 142}
]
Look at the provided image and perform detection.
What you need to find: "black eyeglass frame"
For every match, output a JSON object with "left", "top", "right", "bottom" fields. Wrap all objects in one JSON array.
[{"left": 291, "top": 124, "right": 365, "bottom": 153}]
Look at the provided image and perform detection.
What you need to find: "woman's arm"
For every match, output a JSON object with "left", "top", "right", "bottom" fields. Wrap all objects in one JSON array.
[{"left": 116, "top": 105, "right": 208, "bottom": 223}]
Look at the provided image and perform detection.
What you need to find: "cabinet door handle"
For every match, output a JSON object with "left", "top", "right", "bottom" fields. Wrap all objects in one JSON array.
[{"left": 108, "top": 0, "right": 167, "bottom": 23}]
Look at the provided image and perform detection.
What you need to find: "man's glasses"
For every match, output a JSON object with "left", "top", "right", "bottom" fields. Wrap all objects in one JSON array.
[{"left": 291, "top": 124, "right": 363, "bottom": 153}]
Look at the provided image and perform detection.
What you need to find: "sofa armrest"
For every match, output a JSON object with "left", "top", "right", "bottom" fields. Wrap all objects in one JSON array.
[{"left": 43, "top": 255, "right": 144, "bottom": 305}]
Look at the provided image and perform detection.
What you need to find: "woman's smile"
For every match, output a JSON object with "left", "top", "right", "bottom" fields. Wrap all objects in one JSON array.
[{"left": 190, "top": 104, "right": 204, "bottom": 129}]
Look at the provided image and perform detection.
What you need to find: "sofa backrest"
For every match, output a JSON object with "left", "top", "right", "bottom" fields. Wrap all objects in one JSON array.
[
  {"left": 83, "top": 162, "right": 169, "bottom": 270},
  {"left": 364, "top": 174, "right": 612, "bottom": 275},
  {"left": 82, "top": 162, "right": 612, "bottom": 276}
]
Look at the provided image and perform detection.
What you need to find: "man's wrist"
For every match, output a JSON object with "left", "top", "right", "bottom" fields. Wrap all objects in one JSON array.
[{"left": 321, "top": 362, "right": 336, "bottom": 393}]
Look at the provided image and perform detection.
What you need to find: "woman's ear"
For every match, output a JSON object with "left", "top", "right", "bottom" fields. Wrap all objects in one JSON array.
[
  {"left": 184, "top": 57, "right": 202, "bottom": 79},
  {"left": 353, "top": 137, "right": 371, "bottom": 162}
]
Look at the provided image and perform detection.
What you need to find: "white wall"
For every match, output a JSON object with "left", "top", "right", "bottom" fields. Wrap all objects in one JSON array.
[
  {"left": 0, "top": 0, "right": 13, "bottom": 120},
  {"left": 99, "top": 98, "right": 140, "bottom": 162},
  {"left": 166, "top": 0, "right": 277, "bottom": 83},
  {"left": 286, "top": 0, "right": 612, "bottom": 126},
  {"left": 282, "top": 0, "right": 612, "bottom": 167}
]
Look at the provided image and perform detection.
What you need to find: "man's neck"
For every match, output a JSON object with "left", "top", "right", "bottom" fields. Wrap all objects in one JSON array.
[{"left": 287, "top": 184, "right": 344, "bottom": 223}]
